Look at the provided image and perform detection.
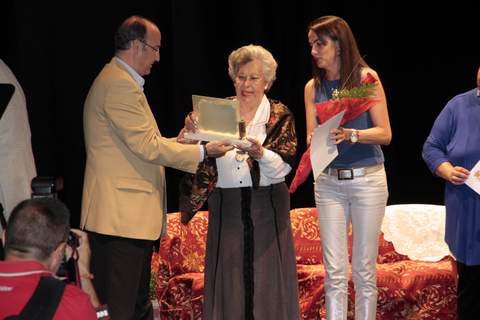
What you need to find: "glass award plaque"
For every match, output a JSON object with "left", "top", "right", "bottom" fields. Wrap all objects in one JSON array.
[{"left": 184, "top": 95, "right": 250, "bottom": 147}]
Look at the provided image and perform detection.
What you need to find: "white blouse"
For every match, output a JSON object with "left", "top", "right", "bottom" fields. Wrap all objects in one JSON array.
[{"left": 216, "top": 95, "right": 292, "bottom": 188}]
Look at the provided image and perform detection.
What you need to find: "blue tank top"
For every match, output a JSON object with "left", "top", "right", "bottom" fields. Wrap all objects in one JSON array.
[{"left": 315, "top": 80, "right": 384, "bottom": 168}]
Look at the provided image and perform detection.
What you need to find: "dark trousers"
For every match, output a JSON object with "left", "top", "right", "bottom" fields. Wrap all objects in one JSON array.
[
  {"left": 88, "top": 232, "right": 154, "bottom": 320},
  {"left": 457, "top": 261, "right": 480, "bottom": 320}
]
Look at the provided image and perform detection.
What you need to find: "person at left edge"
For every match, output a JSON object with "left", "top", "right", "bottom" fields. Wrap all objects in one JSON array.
[
  {"left": 81, "top": 15, "right": 232, "bottom": 320},
  {"left": 0, "top": 59, "right": 37, "bottom": 229}
]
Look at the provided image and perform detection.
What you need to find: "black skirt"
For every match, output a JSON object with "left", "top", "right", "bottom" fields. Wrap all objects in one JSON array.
[{"left": 203, "top": 182, "right": 300, "bottom": 320}]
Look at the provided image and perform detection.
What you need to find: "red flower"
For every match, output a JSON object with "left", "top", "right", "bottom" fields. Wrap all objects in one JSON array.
[{"left": 363, "top": 72, "right": 377, "bottom": 84}]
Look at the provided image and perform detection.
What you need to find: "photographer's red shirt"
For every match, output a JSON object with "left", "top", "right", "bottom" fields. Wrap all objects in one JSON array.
[{"left": 0, "top": 260, "right": 97, "bottom": 319}]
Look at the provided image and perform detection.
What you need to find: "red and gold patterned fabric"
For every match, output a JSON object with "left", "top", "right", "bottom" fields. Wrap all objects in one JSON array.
[{"left": 152, "top": 208, "right": 457, "bottom": 319}]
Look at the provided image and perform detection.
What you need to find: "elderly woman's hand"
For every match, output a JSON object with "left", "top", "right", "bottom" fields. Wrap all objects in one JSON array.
[{"left": 237, "top": 137, "right": 264, "bottom": 160}]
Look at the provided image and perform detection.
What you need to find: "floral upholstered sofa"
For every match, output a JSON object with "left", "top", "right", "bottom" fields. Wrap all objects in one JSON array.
[{"left": 151, "top": 207, "right": 457, "bottom": 319}]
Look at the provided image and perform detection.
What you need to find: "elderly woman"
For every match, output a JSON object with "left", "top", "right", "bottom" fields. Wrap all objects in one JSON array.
[{"left": 180, "top": 44, "right": 299, "bottom": 320}]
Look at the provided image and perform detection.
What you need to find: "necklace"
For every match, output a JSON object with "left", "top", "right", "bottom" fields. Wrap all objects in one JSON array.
[{"left": 235, "top": 150, "right": 247, "bottom": 162}]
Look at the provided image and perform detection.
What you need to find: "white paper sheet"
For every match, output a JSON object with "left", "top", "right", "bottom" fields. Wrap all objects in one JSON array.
[
  {"left": 465, "top": 160, "right": 480, "bottom": 195},
  {"left": 310, "top": 111, "right": 345, "bottom": 180}
]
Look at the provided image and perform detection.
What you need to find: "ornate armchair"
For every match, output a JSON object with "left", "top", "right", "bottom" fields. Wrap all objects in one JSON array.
[{"left": 151, "top": 206, "right": 457, "bottom": 319}]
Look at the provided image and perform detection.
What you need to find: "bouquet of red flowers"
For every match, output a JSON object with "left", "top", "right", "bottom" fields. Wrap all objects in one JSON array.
[{"left": 289, "top": 73, "right": 378, "bottom": 193}]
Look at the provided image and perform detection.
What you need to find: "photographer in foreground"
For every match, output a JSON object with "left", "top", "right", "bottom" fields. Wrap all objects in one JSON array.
[{"left": 0, "top": 198, "right": 103, "bottom": 319}]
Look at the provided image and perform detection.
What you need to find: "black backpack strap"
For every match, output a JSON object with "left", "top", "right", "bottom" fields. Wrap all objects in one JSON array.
[{"left": 13, "top": 276, "right": 66, "bottom": 319}]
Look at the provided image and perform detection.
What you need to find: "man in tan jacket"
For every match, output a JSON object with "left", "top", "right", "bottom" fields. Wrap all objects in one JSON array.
[{"left": 81, "top": 15, "right": 231, "bottom": 320}]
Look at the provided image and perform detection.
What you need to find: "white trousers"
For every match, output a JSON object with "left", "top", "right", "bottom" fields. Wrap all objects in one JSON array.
[{"left": 314, "top": 166, "right": 388, "bottom": 320}]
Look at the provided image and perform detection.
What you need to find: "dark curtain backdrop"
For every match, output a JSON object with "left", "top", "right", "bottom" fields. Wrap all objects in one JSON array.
[{"left": 1, "top": 1, "right": 478, "bottom": 227}]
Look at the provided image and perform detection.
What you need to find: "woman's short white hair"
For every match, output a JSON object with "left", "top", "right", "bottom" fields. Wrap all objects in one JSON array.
[{"left": 228, "top": 44, "right": 278, "bottom": 86}]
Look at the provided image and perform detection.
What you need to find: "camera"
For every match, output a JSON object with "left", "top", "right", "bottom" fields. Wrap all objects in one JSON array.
[
  {"left": 67, "top": 231, "right": 80, "bottom": 249},
  {"left": 31, "top": 176, "right": 59, "bottom": 199},
  {"left": 57, "top": 231, "right": 80, "bottom": 284},
  {"left": 30, "top": 176, "right": 78, "bottom": 284}
]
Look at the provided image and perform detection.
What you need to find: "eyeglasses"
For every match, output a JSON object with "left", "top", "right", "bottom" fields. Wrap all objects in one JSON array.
[
  {"left": 139, "top": 39, "right": 160, "bottom": 52},
  {"left": 235, "top": 74, "right": 263, "bottom": 85}
]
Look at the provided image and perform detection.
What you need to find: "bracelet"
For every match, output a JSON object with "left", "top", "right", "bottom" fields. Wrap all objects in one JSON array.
[{"left": 95, "top": 304, "right": 110, "bottom": 319}]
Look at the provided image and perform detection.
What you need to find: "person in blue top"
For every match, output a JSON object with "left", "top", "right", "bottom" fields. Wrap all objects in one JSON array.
[
  {"left": 304, "top": 16, "right": 392, "bottom": 320},
  {"left": 422, "top": 66, "right": 480, "bottom": 320}
]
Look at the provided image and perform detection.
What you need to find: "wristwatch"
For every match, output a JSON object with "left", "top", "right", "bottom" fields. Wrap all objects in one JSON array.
[{"left": 350, "top": 129, "right": 359, "bottom": 143}]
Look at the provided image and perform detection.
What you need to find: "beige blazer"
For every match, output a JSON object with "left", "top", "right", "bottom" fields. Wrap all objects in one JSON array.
[{"left": 81, "top": 58, "right": 199, "bottom": 240}]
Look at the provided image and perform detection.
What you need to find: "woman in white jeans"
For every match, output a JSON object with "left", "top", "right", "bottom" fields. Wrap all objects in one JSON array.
[{"left": 304, "top": 16, "right": 391, "bottom": 320}]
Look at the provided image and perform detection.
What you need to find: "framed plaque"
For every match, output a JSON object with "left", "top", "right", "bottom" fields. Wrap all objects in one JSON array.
[{"left": 184, "top": 95, "right": 249, "bottom": 147}]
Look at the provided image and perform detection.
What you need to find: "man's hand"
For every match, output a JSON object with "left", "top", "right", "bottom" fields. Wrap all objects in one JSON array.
[
  {"left": 205, "top": 140, "right": 233, "bottom": 158},
  {"left": 177, "top": 127, "right": 198, "bottom": 144},
  {"left": 177, "top": 112, "right": 200, "bottom": 144},
  {"left": 184, "top": 111, "right": 198, "bottom": 132},
  {"left": 69, "top": 229, "right": 101, "bottom": 308},
  {"left": 69, "top": 229, "right": 93, "bottom": 280}
]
